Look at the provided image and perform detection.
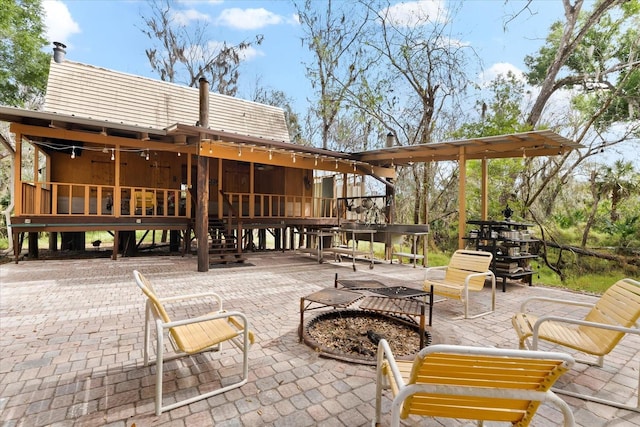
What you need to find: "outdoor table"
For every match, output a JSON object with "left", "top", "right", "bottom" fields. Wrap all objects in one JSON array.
[
  {"left": 295, "top": 228, "right": 336, "bottom": 263},
  {"left": 334, "top": 274, "right": 388, "bottom": 290},
  {"left": 299, "top": 288, "right": 363, "bottom": 341},
  {"left": 335, "top": 227, "right": 376, "bottom": 271}
]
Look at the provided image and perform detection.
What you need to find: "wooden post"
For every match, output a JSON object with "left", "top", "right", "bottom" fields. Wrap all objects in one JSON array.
[
  {"left": 481, "top": 158, "right": 488, "bottom": 220},
  {"left": 383, "top": 177, "right": 395, "bottom": 261},
  {"left": 458, "top": 147, "right": 467, "bottom": 249},
  {"left": 196, "top": 77, "right": 210, "bottom": 272}
]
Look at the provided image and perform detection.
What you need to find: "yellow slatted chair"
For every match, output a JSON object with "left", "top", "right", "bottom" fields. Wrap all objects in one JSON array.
[
  {"left": 134, "top": 190, "right": 155, "bottom": 214},
  {"left": 423, "top": 249, "right": 496, "bottom": 318},
  {"left": 133, "top": 270, "right": 255, "bottom": 415},
  {"left": 374, "top": 340, "right": 575, "bottom": 427},
  {"left": 512, "top": 277, "right": 640, "bottom": 412}
]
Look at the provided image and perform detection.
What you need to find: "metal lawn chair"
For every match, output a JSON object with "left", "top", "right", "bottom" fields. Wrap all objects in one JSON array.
[
  {"left": 512, "top": 277, "right": 640, "bottom": 412},
  {"left": 133, "top": 270, "right": 254, "bottom": 415},
  {"left": 374, "top": 341, "right": 575, "bottom": 426},
  {"left": 423, "top": 249, "right": 496, "bottom": 318}
]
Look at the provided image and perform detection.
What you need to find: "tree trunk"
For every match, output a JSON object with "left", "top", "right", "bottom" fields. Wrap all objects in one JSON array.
[
  {"left": 581, "top": 171, "right": 600, "bottom": 247},
  {"left": 526, "top": 0, "right": 619, "bottom": 126}
]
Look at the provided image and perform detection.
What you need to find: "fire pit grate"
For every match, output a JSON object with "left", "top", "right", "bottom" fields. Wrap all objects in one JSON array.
[
  {"left": 302, "top": 310, "right": 431, "bottom": 365},
  {"left": 370, "top": 285, "right": 427, "bottom": 298}
]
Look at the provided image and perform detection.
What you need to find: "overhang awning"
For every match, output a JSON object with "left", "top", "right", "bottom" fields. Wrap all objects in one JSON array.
[{"left": 352, "top": 130, "right": 582, "bottom": 166}]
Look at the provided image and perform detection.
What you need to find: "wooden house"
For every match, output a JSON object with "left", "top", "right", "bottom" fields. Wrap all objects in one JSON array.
[
  {"left": 1, "top": 60, "right": 395, "bottom": 265},
  {"left": 1, "top": 60, "right": 580, "bottom": 267}
]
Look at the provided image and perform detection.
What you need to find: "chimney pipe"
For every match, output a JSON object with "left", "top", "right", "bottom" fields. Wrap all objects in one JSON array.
[
  {"left": 53, "top": 42, "right": 66, "bottom": 63},
  {"left": 386, "top": 132, "right": 395, "bottom": 148},
  {"left": 199, "top": 77, "right": 209, "bottom": 128}
]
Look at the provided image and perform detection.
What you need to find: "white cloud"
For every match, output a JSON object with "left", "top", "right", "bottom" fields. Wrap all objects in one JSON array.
[
  {"left": 171, "top": 8, "right": 211, "bottom": 26},
  {"left": 42, "top": 0, "right": 81, "bottom": 44},
  {"left": 216, "top": 8, "right": 283, "bottom": 30},
  {"left": 478, "top": 62, "right": 525, "bottom": 85},
  {"left": 380, "top": 0, "right": 447, "bottom": 27},
  {"left": 237, "top": 45, "right": 263, "bottom": 62}
]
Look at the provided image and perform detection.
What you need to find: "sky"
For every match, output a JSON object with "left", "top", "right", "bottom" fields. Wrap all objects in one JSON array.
[
  {"left": 41, "top": 0, "right": 568, "bottom": 112},
  {"left": 38, "top": 0, "right": 636, "bottom": 166}
]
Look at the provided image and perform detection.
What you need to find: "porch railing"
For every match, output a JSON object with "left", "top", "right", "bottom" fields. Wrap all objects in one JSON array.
[
  {"left": 223, "top": 192, "right": 338, "bottom": 219},
  {"left": 20, "top": 181, "right": 187, "bottom": 218},
  {"left": 19, "top": 183, "right": 338, "bottom": 220}
]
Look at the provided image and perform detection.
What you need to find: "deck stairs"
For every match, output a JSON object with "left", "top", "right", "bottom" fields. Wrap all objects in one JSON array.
[{"left": 208, "top": 218, "right": 246, "bottom": 265}]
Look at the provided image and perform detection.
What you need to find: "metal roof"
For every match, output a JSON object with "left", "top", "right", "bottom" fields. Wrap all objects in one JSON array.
[
  {"left": 352, "top": 130, "right": 582, "bottom": 166},
  {"left": 43, "top": 60, "right": 290, "bottom": 143}
]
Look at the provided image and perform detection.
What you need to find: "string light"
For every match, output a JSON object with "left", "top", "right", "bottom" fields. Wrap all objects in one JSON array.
[
  {"left": 70, "top": 146, "right": 76, "bottom": 159},
  {"left": 292, "top": 153, "right": 296, "bottom": 163},
  {"left": 335, "top": 160, "right": 338, "bottom": 169},
  {"left": 314, "top": 155, "right": 318, "bottom": 166},
  {"left": 145, "top": 150, "right": 150, "bottom": 161},
  {"left": 269, "top": 149, "right": 273, "bottom": 160},
  {"left": 111, "top": 149, "right": 115, "bottom": 161},
  {"left": 177, "top": 152, "right": 181, "bottom": 157}
]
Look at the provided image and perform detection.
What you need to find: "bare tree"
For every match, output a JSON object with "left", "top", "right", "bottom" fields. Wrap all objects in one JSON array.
[
  {"left": 295, "top": 0, "right": 372, "bottom": 149},
  {"left": 352, "top": 0, "right": 476, "bottom": 225},
  {"left": 140, "top": 0, "right": 263, "bottom": 93}
]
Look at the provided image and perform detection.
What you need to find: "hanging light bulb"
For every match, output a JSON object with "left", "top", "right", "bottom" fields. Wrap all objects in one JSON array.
[
  {"left": 146, "top": 150, "right": 150, "bottom": 161},
  {"left": 238, "top": 147, "right": 242, "bottom": 157},
  {"left": 70, "top": 146, "right": 76, "bottom": 159},
  {"left": 209, "top": 144, "right": 213, "bottom": 154},
  {"left": 269, "top": 149, "right": 273, "bottom": 160},
  {"left": 177, "top": 152, "right": 181, "bottom": 157},
  {"left": 353, "top": 162, "right": 356, "bottom": 172},
  {"left": 292, "top": 153, "right": 296, "bottom": 163},
  {"left": 314, "top": 155, "right": 318, "bottom": 166},
  {"left": 335, "top": 160, "right": 338, "bottom": 169},
  {"left": 111, "top": 148, "right": 115, "bottom": 161}
]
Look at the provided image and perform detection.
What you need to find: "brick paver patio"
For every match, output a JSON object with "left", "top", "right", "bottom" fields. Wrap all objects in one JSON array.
[{"left": 1, "top": 252, "right": 638, "bottom": 426}]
